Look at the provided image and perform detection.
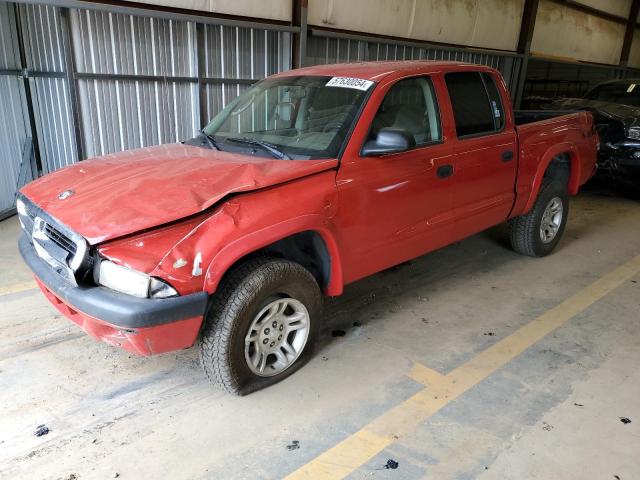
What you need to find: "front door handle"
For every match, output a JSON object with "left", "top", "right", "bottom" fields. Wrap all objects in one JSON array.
[
  {"left": 501, "top": 150, "right": 514, "bottom": 162},
  {"left": 437, "top": 164, "right": 454, "bottom": 179}
]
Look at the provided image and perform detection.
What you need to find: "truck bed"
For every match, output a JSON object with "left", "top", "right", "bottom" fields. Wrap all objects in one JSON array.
[{"left": 514, "top": 110, "right": 579, "bottom": 126}]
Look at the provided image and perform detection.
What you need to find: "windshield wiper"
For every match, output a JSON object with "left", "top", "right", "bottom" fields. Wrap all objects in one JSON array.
[
  {"left": 226, "top": 137, "right": 291, "bottom": 160},
  {"left": 200, "top": 130, "right": 221, "bottom": 151}
]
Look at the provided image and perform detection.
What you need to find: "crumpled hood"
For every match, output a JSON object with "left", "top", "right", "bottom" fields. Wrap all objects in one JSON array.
[
  {"left": 551, "top": 98, "right": 640, "bottom": 129},
  {"left": 21, "top": 143, "right": 337, "bottom": 244}
]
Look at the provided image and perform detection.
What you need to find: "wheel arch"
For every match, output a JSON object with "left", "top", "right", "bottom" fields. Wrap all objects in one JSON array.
[
  {"left": 524, "top": 144, "right": 582, "bottom": 213},
  {"left": 203, "top": 216, "right": 344, "bottom": 297}
]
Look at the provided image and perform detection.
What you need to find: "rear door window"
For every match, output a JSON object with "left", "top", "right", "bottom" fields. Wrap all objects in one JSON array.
[{"left": 445, "top": 71, "right": 501, "bottom": 137}]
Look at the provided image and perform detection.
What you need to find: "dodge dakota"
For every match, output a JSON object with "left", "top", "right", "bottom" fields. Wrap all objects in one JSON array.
[{"left": 18, "top": 61, "right": 598, "bottom": 395}]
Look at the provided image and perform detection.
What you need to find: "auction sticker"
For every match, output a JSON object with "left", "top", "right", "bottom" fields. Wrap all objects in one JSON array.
[{"left": 325, "top": 77, "right": 374, "bottom": 91}]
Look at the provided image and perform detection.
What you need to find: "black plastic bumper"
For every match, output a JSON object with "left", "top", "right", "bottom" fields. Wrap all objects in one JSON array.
[{"left": 19, "top": 234, "right": 208, "bottom": 328}]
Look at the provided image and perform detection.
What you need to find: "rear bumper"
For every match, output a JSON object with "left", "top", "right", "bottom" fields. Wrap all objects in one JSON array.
[{"left": 19, "top": 234, "right": 207, "bottom": 355}]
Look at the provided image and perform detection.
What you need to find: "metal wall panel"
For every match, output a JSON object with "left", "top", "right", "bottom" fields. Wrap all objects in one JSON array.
[
  {"left": 370, "top": 41, "right": 521, "bottom": 95},
  {"left": 0, "top": 75, "right": 31, "bottom": 215},
  {"left": 531, "top": 0, "right": 625, "bottom": 65},
  {"left": 134, "top": 0, "right": 292, "bottom": 22},
  {"left": 0, "top": 1, "right": 19, "bottom": 69},
  {"left": 305, "top": 36, "right": 368, "bottom": 65},
  {"left": 0, "top": 2, "right": 32, "bottom": 215},
  {"left": 308, "top": 0, "right": 525, "bottom": 52},
  {"left": 30, "top": 77, "right": 77, "bottom": 171},
  {"left": 202, "top": 25, "right": 291, "bottom": 120},
  {"left": 72, "top": 10, "right": 196, "bottom": 77},
  {"left": 20, "top": 3, "right": 65, "bottom": 72},
  {"left": 574, "top": 0, "right": 631, "bottom": 18},
  {"left": 305, "top": 35, "right": 521, "bottom": 95},
  {"left": 77, "top": 78, "right": 198, "bottom": 155},
  {"left": 71, "top": 9, "right": 199, "bottom": 157},
  {"left": 19, "top": 3, "right": 77, "bottom": 173},
  {"left": 70, "top": 11, "right": 291, "bottom": 156}
]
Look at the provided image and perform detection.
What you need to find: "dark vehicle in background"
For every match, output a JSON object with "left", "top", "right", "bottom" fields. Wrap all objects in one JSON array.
[{"left": 546, "top": 79, "right": 640, "bottom": 186}]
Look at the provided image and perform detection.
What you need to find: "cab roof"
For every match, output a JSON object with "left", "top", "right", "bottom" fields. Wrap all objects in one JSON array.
[{"left": 273, "top": 60, "right": 498, "bottom": 82}]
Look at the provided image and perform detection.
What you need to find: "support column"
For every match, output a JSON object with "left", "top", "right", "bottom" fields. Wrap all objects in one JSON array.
[
  {"left": 620, "top": 0, "right": 640, "bottom": 67},
  {"left": 514, "top": 0, "right": 539, "bottom": 109},
  {"left": 60, "top": 7, "right": 85, "bottom": 161},
  {"left": 196, "top": 23, "right": 208, "bottom": 128},
  {"left": 292, "top": 0, "right": 308, "bottom": 68},
  {"left": 13, "top": 3, "right": 43, "bottom": 173}
]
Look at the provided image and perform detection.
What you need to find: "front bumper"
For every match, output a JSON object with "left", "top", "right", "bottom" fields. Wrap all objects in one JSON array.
[
  {"left": 598, "top": 146, "right": 640, "bottom": 184},
  {"left": 19, "top": 234, "right": 207, "bottom": 355}
]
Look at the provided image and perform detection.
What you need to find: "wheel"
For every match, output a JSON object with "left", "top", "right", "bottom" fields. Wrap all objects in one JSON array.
[
  {"left": 509, "top": 179, "right": 569, "bottom": 257},
  {"left": 199, "top": 257, "right": 322, "bottom": 395}
]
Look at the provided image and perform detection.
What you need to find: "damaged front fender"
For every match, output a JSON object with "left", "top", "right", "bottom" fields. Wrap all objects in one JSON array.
[{"left": 98, "top": 170, "right": 343, "bottom": 297}]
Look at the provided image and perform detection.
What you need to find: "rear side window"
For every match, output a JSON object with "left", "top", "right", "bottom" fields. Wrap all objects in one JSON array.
[{"left": 445, "top": 71, "right": 502, "bottom": 137}]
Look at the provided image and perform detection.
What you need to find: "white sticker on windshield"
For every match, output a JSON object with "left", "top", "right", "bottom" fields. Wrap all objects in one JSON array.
[{"left": 325, "top": 77, "right": 374, "bottom": 91}]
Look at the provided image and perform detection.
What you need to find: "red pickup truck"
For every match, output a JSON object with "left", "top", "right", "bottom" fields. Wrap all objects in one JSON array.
[{"left": 18, "top": 61, "right": 597, "bottom": 395}]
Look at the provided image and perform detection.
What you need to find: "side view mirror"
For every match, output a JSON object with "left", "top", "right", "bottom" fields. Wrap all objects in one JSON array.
[{"left": 361, "top": 127, "right": 416, "bottom": 156}]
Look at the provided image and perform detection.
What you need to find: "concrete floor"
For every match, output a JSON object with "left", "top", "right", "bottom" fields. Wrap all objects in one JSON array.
[{"left": 1, "top": 186, "right": 639, "bottom": 480}]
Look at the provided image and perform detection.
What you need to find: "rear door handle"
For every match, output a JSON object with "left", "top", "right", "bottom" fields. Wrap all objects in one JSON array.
[
  {"left": 437, "top": 164, "right": 454, "bottom": 179},
  {"left": 501, "top": 150, "right": 514, "bottom": 162}
]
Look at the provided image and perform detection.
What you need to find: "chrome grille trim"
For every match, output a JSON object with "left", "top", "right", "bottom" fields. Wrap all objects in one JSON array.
[
  {"left": 43, "top": 222, "right": 77, "bottom": 255},
  {"left": 16, "top": 194, "right": 88, "bottom": 285}
]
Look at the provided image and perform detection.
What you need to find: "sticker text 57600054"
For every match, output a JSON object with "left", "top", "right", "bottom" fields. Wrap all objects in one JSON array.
[{"left": 325, "top": 77, "right": 374, "bottom": 91}]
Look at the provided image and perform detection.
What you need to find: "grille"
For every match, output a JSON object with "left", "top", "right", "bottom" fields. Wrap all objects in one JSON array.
[
  {"left": 18, "top": 194, "right": 88, "bottom": 284},
  {"left": 43, "top": 222, "right": 77, "bottom": 256}
]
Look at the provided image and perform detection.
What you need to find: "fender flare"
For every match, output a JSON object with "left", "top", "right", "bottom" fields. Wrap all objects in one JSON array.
[
  {"left": 523, "top": 142, "right": 582, "bottom": 213},
  {"left": 202, "top": 214, "right": 344, "bottom": 296}
]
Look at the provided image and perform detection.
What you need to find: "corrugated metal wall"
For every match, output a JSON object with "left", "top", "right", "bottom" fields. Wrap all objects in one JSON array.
[
  {"left": 20, "top": 4, "right": 77, "bottom": 173},
  {"left": 305, "top": 35, "right": 523, "bottom": 98},
  {"left": 0, "top": 0, "right": 293, "bottom": 215},
  {"left": 0, "top": 2, "right": 32, "bottom": 215},
  {"left": 202, "top": 25, "right": 290, "bottom": 119},
  {"left": 72, "top": 10, "right": 200, "bottom": 157},
  {"left": 1, "top": 0, "right": 635, "bottom": 218}
]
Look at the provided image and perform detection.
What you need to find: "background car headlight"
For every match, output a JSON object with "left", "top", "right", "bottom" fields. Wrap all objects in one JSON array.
[
  {"left": 627, "top": 127, "right": 640, "bottom": 140},
  {"left": 97, "top": 260, "right": 178, "bottom": 298}
]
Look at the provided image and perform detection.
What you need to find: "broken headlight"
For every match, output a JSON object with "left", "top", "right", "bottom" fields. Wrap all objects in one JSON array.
[
  {"left": 16, "top": 197, "right": 31, "bottom": 231},
  {"left": 96, "top": 260, "right": 178, "bottom": 299},
  {"left": 626, "top": 127, "right": 640, "bottom": 140}
]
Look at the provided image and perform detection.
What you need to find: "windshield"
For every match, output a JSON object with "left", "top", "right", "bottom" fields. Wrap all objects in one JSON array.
[
  {"left": 202, "top": 76, "right": 372, "bottom": 159},
  {"left": 585, "top": 82, "right": 640, "bottom": 107}
]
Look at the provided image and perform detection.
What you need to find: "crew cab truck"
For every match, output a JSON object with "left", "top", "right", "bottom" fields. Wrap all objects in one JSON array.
[{"left": 18, "top": 61, "right": 598, "bottom": 395}]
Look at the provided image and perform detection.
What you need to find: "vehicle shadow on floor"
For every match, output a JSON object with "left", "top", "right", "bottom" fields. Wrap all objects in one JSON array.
[{"left": 315, "top": 189, "right": 636, "bottom": 353}]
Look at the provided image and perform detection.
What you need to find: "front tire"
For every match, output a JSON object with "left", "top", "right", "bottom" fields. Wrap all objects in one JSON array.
[
  {"left": 199, "top": 257, "right": 322, "bottom": 395},
  {"left": 509, "top": 179, "right": 569, "bottom": 257}
]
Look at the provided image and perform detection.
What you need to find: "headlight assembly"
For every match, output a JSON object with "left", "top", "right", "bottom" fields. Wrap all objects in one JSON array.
[
  {"left": 97, "top": 260, "right": 178, "bottom": 299},
  {"left": 16, "top": 197, "right": 30, "bottom": 231}
]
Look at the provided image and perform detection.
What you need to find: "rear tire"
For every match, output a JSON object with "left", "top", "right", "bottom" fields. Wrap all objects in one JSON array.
[
  {"left": 509, "top": 179, "right": 569, "bottom": 257},
  {"left": 199, "top": 257, "right": 322, "bottom": 396}
]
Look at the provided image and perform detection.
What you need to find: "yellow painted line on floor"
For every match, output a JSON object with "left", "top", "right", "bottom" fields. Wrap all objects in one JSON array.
[
  {"left": 0, "top": 281, "right": 37, "bottom": 296},
  {"left": 285, "top": 254, "right": 640, "bottom": 480}
]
